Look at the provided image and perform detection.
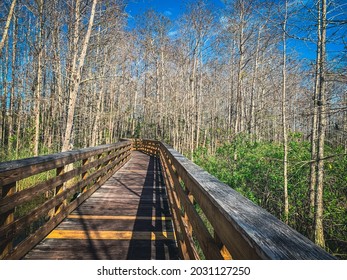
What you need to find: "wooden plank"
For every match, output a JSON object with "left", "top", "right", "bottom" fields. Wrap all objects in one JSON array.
[
  {"left": 23, "top": 239, "right": 178, "bottom": 260},
  {"left": 56, "top": 218, "right": 174, "bottom": 232},
  {"left": 67, "top": 215, "right": 171, "bottom": 221},
  {"left": 0, "top": 156, "right": 118, "bottom": 241},
  {"left": 46, "top": 230, "right": 175, "bottom": 240}
]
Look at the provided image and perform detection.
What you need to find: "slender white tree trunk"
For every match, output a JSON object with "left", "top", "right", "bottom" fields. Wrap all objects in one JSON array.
[
  {"left": 282, "top": 0, "right": 289, "bottom": 224},
  {"left": 309, "top": 0, "right": 321, "bottom": 227},
  {"left": 314, "top": 0, "right": 327, "bottom": 249},
  {"left": 62, "top": 0, "right": 98, "bottom": 151},
  {"left": 34, "top": 0, "right": 44, "bottom": 156},
  {"left": 0, "top": 0, "right": 17, "bottom": 56}
]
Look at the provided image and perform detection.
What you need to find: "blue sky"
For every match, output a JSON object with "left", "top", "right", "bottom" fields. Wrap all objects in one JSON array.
[
  {"left": 125, "top": 0, "right": 225, "bottom": 24},
  {"left": 125, "top": 0, "right": 346, "bottom": 65},
  {"left": 126, "top": 0, "right": 182, "bottom": 19}
]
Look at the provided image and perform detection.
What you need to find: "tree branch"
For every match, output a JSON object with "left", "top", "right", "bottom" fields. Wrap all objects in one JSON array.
[{"left": 0, "top": 0, "right": 17, "bottom": 56}]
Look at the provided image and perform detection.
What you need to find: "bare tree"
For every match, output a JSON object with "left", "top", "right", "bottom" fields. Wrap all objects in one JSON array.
[{"left": 62, "top": 0, "right": 98, "bottom": 152}]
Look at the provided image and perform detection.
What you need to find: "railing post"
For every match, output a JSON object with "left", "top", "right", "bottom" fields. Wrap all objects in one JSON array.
[
  {"left": 0, "top": 182, "right": 16, "bottom": 258},
  {"left": 96, "top": 154, "right": 103, "bottom": 183},
  {"left": 214, "top": 231, "right": 232, "bottom": 260},
  {"left": 184, "top": 188, "right": 193, "bottom": 237},
  {"left": 81, "top": 158, "right": 89, "bottom": 193},
  {"left": 54, "top": 166, "right": 65, "bottom": 215},
  {"left": 105, "top": 149, "right": 113, "bottom": 172}
]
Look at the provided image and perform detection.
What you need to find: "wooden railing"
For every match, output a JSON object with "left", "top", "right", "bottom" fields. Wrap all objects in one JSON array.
[
  {"left": 0, "top": 139, "right": 335, "bottom": 260},
  {"left": 134, "top": 139, "right": 335, "bottom": 260},
  {"left": 0, "top": 141, "right": 132, "bottom": 260}
]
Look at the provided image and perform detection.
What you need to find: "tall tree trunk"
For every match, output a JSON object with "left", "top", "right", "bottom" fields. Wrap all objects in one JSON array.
[
  {"left": 309, "top": 0, "right": 321, "bottom": 229},
  {"left": 131, "top": 69, "right": 138, "bottom": 137},
  {"left": 282, "top": 0, "right": 289, "bottom": 224},
  {"left": 91, "top": 23, "right": 104, "bottom": 147},
  {"left": 33, "top": 0, "right": 44, "bottom": 156},
  {"left": 234, "top": 5, "right": 245, "bottom": 161},
  {"left": 196, "top": 52, "right": 203, "bottom": 150},
  {"left": 1, "top": 43, "right": 10, "bottom": 147},
  {"left": 52, "top": 5, "right": 63, "bottom": 151},
  {"left": 249, "top": 26, "right": 261, "bottom": 139},
  {"left": 62, "top": 0, "right": 98, "bottom": 152},
  {"left": 8, "top": 14, "right": 17, "bottom": 154},
  {"left": 15, "top": 97, "right": 21, "bottom": 157},
  {"left": 160, "top": 47, "right": 166, "bottom": 140},
  {"left": 314, "top": 0, "right": 327, "bottom": 249},
  {"left": 190, "top": 53, "right": 198, "bottom": 159},
  {"left": 155, "top": 59, "right": 160, "bottom": 139}
]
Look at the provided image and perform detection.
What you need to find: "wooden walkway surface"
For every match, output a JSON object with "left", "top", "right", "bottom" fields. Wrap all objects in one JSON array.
[{"left": 23, "top": 151, "right": 178, "bottom": 260}]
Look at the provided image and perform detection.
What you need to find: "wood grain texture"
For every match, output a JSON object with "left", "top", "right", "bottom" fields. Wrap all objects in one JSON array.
[{"left": 23, "top": 151, "right": 178, "bottom": 260}]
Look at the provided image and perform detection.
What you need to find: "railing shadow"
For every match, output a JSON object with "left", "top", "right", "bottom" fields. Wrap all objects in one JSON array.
[
  {"left": 73, "top": 207, "right": 113, "bottom": 259},
  {"left": 126, "top": 154, "right": 178, "bottom": 259}
]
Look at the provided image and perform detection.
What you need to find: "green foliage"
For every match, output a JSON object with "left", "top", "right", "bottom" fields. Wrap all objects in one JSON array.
[
  {"left": 193, "top": 136, "right": 347, "bottom": 259},
  {"left": 134, "top": 120, "right": 143, "bottom": 138}
]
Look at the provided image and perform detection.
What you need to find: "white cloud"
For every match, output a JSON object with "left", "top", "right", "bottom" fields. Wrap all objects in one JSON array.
[
  {"left": 168, "top": 30, "right": 178, "bottom": 37},
  {"left": 164, "top": 10, "right": 173, "bottom": 17}
]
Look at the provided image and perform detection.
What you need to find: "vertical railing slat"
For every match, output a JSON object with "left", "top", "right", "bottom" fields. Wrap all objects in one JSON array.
[{"left": 0, "top": 182, "right": 16, "bottom": 258}]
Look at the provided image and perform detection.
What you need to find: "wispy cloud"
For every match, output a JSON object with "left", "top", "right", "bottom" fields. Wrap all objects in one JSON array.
[
  {"left": 164, "top": 10, "right": 173, "bottom": 17},
  {"left": 168, "top": 30, "right": 178, "bottom": 37}
]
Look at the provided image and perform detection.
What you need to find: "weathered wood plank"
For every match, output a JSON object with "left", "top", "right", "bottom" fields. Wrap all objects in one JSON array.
[
  {"left": 24, "top": 239, "right": 178, "bottom": 260},
  {"left": 159, "top": 152, "right": 186, "bottom": 260},
  {"left": 0, "top": 182, "right": 15, "bottom": 259},
  {"left": 57, "top": 218, "right": 173, "bottom": 232},
  {"left": 46, "top": 230, "right": 175, "bottom": 240},
  {"left": 67, "top": 215, "right": 172, "bottom": 220}
]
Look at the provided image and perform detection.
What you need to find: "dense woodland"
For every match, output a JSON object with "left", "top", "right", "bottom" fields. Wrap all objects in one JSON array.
[{"left": 0, "top": 0, "right": 346, "bottom": 258}]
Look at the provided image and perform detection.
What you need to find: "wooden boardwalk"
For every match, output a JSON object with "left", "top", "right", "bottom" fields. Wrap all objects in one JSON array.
[{"left": 23, "top": 151, "right": 178, "bottom": 260}]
